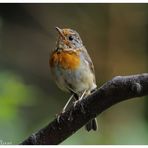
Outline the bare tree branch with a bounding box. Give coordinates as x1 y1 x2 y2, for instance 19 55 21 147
21 73 148 145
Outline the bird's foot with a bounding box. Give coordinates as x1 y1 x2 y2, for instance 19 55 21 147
73 100 85 114
56 110 65 123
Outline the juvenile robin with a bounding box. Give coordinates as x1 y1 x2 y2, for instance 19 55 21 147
49 27 98 131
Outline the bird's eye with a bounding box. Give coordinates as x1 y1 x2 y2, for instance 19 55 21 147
68 35 74 41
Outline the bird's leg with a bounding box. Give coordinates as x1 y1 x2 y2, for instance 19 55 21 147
62 94 74 113
56 94 74 123
68 91 86 121
79 90 87 113
79 90 87 101
73 90 87 108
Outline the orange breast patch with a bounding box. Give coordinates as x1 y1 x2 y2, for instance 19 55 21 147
50 50 80 70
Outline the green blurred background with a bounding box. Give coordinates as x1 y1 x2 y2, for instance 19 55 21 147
0 3 148 145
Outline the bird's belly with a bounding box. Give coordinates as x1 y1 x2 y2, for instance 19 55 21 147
52 64 96 93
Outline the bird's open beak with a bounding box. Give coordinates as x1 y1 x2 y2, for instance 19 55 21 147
56 27 65 39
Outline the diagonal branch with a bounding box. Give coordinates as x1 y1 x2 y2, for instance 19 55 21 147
21 73 148 145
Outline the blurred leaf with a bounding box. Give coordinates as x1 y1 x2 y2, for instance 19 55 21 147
0 71 36 121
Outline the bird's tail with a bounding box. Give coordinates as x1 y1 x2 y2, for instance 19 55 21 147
85 118 98 132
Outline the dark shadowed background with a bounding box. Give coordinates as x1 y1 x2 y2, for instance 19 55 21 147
0 3 148 144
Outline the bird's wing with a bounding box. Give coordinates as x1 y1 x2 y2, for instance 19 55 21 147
81 47 96 83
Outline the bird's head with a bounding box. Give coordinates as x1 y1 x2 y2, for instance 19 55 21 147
55 27 83 50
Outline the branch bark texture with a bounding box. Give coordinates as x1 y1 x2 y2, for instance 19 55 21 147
21 73 148 145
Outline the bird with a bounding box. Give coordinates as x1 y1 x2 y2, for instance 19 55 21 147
49 27 98 131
